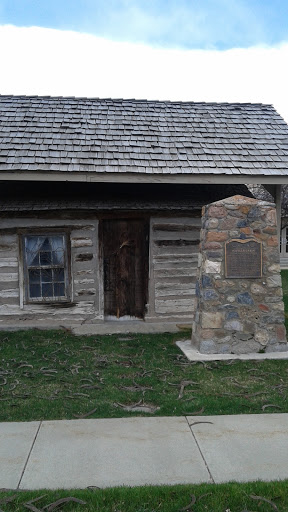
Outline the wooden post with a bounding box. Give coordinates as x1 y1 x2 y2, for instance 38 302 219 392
276 184 282 247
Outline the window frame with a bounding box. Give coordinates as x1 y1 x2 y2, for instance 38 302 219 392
22 232 71 304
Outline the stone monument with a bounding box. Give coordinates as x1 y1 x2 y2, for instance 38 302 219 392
192 195 288 354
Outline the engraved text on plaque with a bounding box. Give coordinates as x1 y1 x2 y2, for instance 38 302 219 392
225 239 262 278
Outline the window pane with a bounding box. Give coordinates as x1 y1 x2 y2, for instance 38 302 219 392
29 284 41 298
40 251 52 265
29 269 40 284
52 249 64 265
41 268 53 283
51 236 64 248
42 283 53 297
53 268 64 281
41 238 52 251
54 282 65 297
30 252 40 266
25 236 43 266
51 236 65 265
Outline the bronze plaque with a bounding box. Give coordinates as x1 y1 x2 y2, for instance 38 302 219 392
225 239 262 278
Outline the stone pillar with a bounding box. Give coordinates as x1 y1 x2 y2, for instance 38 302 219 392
192 195 287 354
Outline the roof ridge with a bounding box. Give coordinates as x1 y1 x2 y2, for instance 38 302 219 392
0 94 274 108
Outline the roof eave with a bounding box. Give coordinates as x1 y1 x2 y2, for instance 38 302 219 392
1 169 288 185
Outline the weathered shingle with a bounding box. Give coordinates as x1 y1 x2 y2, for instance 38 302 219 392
0 95 287 176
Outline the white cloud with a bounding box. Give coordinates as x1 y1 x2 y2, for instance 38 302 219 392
0 25 288 122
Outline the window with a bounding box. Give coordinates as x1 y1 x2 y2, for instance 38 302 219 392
23 234 69 302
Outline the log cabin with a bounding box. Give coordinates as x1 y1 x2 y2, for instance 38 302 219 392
0 95 288 333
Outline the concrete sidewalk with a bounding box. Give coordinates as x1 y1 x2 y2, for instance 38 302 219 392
1 414 288 490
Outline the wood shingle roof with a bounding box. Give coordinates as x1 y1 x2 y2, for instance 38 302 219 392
0 95 288 179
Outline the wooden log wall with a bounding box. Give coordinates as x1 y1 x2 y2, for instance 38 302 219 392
148 216 201 321
0 218 101 328
0 214 201 328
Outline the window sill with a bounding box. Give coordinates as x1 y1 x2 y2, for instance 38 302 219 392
24 300 75 308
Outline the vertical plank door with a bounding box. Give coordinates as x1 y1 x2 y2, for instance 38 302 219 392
102 219 149 319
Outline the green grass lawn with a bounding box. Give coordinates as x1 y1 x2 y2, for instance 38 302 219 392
1 482 288 512
0 328 288 422
0 270 287 423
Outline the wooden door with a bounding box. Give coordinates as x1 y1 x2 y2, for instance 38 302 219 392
102 219 149 319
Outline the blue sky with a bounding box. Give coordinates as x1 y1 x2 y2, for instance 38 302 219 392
1 0 288 50
0 1 288 121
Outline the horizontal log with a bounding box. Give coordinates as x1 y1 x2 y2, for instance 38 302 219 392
75 253 94 262
155 289 195 297
156 278 196 287
154 245 198 255
0 244 17 252
74 278 95 285
153 232 200 242
0 234 18 243
0 302 95 317
155 239 200 247
0 273 18 282
152 223 201 232
156 281 195 289
155 298 196 314
0 289 19 298
154 253 198 260
156 297 195 305
155 268 197 278
151 216 200 224
3 218 96 229
71 238 93 248
154 261 197 270
0 305 20 315
0 258 18 268
75 288 96 296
